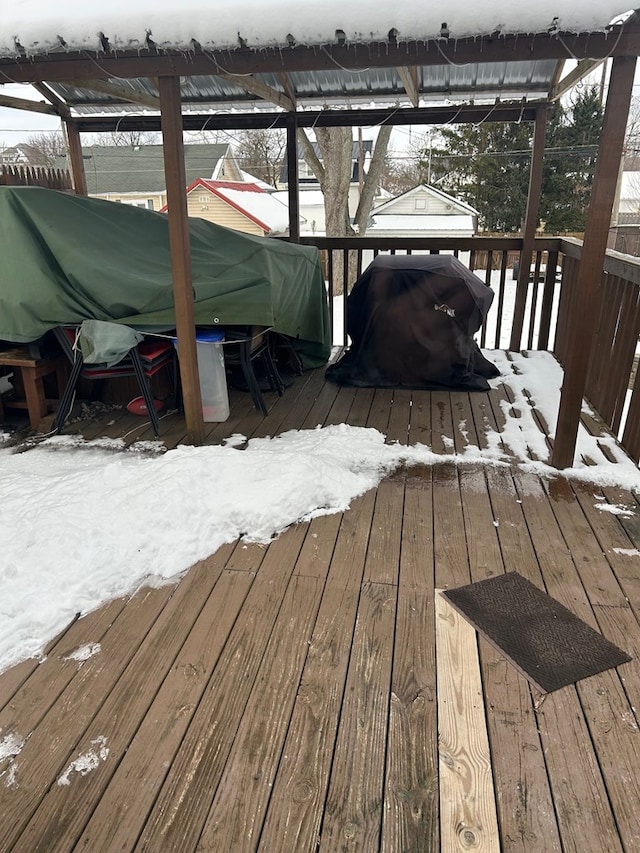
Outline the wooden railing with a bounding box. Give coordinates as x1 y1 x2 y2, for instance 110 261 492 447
300 235 640 463
300 236 562 350
555 238 640 462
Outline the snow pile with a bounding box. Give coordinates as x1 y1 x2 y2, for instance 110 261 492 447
1 349 639 676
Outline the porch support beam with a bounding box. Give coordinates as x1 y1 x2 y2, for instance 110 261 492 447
32 82 72 117
5 23 639 83
552 55 637 469
509 105 547 351
396 66 420 107
63 121 88 196
158 75 205 444
60 78 160 110
216 72 295 112
551 59 605 102
278 73 297 108
0 93 58 114
71 103 540 134
286 112 300 242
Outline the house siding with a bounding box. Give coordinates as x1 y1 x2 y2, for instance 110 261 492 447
96 192 166 210
213 157 243 182
186 190 264 235
385 190 458 216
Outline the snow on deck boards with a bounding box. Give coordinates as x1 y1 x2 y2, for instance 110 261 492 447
1 367 640 851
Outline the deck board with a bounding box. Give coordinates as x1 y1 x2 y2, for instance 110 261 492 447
79 567 252 852
259 493 376 851
435 593 500 853
2 367 640 852
511 471 630 853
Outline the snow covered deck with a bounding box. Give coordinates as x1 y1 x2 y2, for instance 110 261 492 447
1 357 640 851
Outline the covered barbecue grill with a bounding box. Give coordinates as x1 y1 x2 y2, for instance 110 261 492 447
326 254 500 391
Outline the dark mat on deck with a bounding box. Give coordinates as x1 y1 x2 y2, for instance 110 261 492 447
441 572 631 693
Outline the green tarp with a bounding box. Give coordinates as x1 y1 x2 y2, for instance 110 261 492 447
0 186 331 366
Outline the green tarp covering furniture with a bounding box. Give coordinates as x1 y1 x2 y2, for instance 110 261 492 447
0 186 331 367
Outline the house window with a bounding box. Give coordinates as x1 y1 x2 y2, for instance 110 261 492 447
147 199 154 210
298 160 315 179
414 198 427 210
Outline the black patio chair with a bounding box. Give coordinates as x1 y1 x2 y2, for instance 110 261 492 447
223 326 285 415
53 325 175 436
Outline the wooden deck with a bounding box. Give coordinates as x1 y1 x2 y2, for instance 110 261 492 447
1 361 640 852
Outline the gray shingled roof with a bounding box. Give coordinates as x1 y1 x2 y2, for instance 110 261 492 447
53 143 232 195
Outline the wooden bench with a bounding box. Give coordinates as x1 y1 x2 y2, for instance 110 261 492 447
0 347 68 430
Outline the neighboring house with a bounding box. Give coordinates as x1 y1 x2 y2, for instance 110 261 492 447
52 143 243 211
164 178 295 237
367 184 478 237
277 139 388 232
271 186 393 237
238 169 276 191
616 170 640 223
0 142 51 166
272 188 325 235
609 158 640 255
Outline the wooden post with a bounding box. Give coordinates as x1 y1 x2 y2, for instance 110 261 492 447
286 112 300 242
158 75 205 444
509 106 547 351
552 56 637 469
63 121 88 196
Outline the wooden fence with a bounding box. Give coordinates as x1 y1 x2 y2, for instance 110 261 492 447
0 163 72 190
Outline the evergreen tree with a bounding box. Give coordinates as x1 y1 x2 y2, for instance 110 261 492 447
428 121 532 231
540 87 602 232
426 87 603 234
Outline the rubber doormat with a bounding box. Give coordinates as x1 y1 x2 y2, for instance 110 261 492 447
441 572 631 693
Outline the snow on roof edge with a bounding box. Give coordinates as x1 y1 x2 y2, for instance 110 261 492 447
0 3 634 60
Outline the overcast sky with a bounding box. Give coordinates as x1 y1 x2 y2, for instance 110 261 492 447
0 85 61 147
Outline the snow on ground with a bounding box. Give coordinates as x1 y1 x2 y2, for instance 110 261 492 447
0 349 639 676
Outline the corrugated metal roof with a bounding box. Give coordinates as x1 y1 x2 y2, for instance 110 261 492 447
44 58 562 117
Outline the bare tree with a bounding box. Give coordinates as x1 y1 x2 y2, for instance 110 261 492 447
93 130 161 147
24 131 67 165
382 153 427 195
353 125 392 233
233 128 286 187
625 95 640 160
379 130 440 194
185 129 229 146
297 125 392 292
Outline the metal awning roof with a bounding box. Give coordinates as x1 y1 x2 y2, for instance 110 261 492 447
41 57 560 115
1 12 639 130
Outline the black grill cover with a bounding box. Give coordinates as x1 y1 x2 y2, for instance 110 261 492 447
326 254 500 391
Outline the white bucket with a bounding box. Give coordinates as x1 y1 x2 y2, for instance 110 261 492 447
173 330 230 422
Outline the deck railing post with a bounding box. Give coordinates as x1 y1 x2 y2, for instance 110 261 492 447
158 75 205 444
286 113 300 243
552 56 637 469
510 106 547 351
